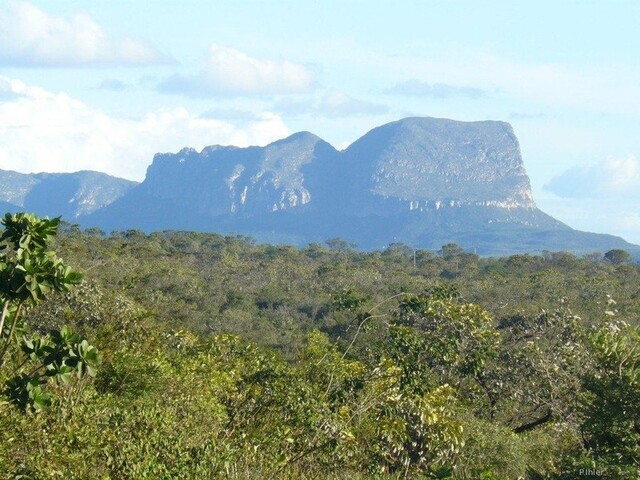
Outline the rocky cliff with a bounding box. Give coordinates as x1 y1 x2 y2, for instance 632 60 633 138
11 116 639 256
343 117 535 208
141 132 336 216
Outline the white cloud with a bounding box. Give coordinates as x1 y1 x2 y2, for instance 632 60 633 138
305 39 640 116
544 155 640 199
384 80 486 99
536 194 640 245
0 1 168 66
601 155 640 190
0 76 290 181
539 154 640 243
159 44 315 96
275 91 388 117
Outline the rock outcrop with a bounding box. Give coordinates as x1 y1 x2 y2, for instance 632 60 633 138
9 116 638 256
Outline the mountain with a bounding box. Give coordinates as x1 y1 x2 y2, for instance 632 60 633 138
0 169 138 219
84 132 340 235
8 116 640 256
342 117 535 209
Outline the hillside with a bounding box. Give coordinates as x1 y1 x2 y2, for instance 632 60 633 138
0 168 137 218
2 117 637 256
82 117 639 256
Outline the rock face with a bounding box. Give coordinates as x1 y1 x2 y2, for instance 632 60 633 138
0 169 137 219
8 116 639 256
142 132 335 216
343 117 535 209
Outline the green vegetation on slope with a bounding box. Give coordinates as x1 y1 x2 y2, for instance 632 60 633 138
0 219 638 478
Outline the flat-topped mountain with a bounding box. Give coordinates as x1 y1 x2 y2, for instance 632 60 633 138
343 117 535 208
7 116 639 256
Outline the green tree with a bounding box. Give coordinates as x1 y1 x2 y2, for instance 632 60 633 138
326 237 357 252
604 248 632 265
0 213 100 412
579 317 640 476
439 243 465 261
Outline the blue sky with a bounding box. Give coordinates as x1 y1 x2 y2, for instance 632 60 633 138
1 1 639 242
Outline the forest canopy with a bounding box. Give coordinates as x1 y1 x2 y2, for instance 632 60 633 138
0 217 638 479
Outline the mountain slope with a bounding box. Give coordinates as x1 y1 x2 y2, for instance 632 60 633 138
51 117 640 255
0 169 137 219
85 132 338 233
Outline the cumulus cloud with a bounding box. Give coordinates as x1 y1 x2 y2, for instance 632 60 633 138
0 77 24 101
0 1 168 66
0 76 290 181
536 194 640 244
544 155 640 199
384 79 486 99
158 44 315 96
275 91 388 118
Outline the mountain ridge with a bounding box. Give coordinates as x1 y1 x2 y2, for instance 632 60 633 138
1 117 637 256
0 168 137 219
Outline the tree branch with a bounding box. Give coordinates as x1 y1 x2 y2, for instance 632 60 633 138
513 408 552 434
0 302 23 367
